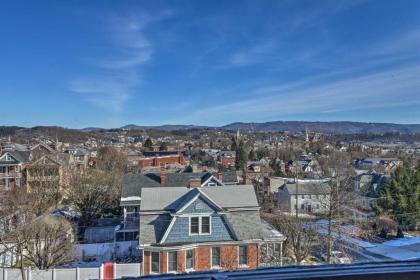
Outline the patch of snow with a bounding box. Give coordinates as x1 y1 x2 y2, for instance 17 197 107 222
382 237 420 247
121 196 141 201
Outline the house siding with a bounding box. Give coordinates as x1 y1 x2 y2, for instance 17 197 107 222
163 215 234 244
181 196 218 214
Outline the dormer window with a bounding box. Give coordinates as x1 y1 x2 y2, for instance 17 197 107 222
189 216 211 235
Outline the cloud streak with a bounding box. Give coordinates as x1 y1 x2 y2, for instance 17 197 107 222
68 11 170 112
180 63 420 124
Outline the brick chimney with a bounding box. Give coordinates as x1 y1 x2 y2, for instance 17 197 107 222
160 166 166 185
188 177 202 188
216 171 223 182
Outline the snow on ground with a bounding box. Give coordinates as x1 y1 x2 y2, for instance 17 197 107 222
310 220 420 261
381 237 420 247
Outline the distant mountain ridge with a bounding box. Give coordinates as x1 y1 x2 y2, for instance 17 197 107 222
114 121 420 134
3 121 420 136
221 121 420 134
120 124 207 131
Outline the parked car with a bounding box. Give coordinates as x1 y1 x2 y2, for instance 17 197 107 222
322 250 352 264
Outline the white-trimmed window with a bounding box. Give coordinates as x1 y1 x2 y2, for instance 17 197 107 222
185 249 194 271
167 251 178 273
189 216 211 235
151 251 160 274
238 245 248 266
211 247 221 268
201 216 210 234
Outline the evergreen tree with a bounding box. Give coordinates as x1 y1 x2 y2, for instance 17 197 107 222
375 165 420 229
143 138 153 150
230 136 237 151
159 142 168 151
235 140 247 171
248 149 256 161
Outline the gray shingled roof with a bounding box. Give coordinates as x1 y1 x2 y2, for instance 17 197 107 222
200 185 258 208
140 214 171 245
121 172 223 200
140 185 258 212
281 182 331 195
224 211 268 240
138 185 284 245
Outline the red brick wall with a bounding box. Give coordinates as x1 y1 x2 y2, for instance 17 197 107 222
189 179 201 188
139 154 186 168
178 250 185 273
247 244 258 269
143 244 259 276
143 251 150 275
195 247 211 271
160 251 167 274
221 245 238 270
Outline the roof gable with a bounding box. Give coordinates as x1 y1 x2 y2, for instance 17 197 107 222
0 152 21 164
175 190 222 214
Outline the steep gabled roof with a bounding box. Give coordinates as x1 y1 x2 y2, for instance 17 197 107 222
140 185 258 212
121 172 224 200
139 185 285 245
280 182 331 195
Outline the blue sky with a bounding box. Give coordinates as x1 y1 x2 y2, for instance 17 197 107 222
1 0 420 128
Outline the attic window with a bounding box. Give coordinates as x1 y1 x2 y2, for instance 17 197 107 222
189 216 211 235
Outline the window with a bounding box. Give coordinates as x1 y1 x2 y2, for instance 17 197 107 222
239 245 248 266
186 249 194 270
151 252 160 273
301 195 304 199
189 216 211 235
190 217 199 234
167 251 178 272
201 216 210 234
116 232 124 241
301 204 305 210
212 247 221 267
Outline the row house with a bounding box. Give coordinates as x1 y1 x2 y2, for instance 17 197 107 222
140 185 285 275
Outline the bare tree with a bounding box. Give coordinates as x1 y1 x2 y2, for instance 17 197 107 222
263 212 318 265
96 146 128 174
65 169 121 238
1 216 74 270
317 151 355 263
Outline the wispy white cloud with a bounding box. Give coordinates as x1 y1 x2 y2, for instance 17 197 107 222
180 63 420 124
68 72 140 112
69 10 171 111
228 42 276 67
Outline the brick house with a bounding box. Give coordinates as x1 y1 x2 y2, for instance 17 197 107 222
139 185 285 275
138 153 187 169
0 150 29 191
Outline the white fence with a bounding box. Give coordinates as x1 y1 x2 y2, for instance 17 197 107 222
0 263 141 280
76 241 140 262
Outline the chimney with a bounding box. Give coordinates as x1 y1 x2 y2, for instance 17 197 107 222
217 171 223 182
160 166 166 185
188 176 201 188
